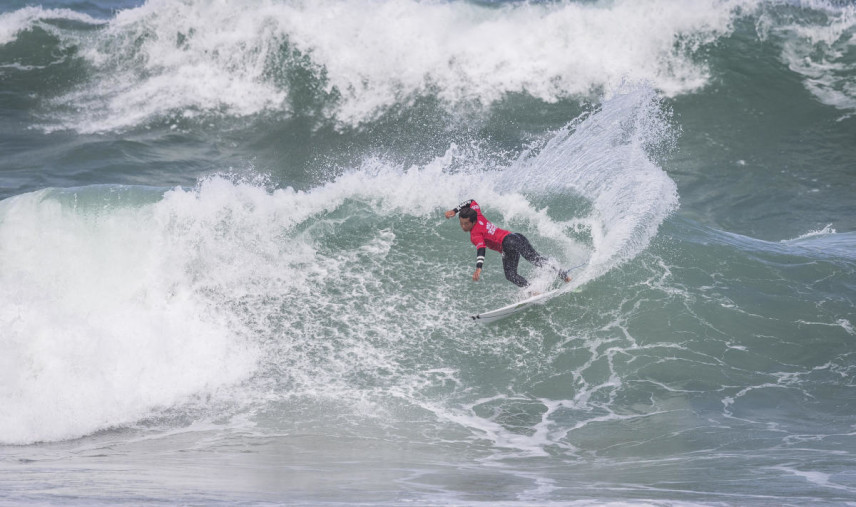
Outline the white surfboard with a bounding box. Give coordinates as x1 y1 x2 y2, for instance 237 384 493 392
470 262 588 324
470 289 562 324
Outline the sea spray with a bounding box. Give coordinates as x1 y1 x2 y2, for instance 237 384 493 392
499 85 679 283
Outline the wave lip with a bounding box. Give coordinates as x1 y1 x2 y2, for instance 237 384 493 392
0 6 104 45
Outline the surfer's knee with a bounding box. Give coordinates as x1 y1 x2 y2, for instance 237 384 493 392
505 271 529 287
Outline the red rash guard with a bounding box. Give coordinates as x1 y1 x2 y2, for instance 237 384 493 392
454 199 510 268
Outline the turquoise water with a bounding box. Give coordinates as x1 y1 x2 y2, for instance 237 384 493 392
1 0 855 504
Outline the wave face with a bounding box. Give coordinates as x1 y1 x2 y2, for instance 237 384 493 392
1 0 856 504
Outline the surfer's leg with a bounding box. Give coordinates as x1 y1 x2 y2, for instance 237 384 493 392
514 234 550 267
501 240 528 287
514 233 570 282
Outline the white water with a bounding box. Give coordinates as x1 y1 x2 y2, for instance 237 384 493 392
0 188 257 444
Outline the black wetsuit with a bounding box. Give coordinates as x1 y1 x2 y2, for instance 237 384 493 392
501 233 553 287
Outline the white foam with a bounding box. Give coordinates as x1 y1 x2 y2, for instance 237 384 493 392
40 0 749 132
0 165 473 444
784 223 837 242
270 0 742 122
0 187 260 444
795 318 856 337
50 0 288 133
770 465 856 493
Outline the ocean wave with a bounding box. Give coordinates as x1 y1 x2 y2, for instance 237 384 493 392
678 216 856 262
0 6 104 45
0 88 677 442
7 0 856 132
758 0 856 112
26 0 750 132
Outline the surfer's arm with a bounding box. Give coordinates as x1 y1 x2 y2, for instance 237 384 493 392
475 247 485 269
473 246 485 281
473 246 485 282
444 199 476 219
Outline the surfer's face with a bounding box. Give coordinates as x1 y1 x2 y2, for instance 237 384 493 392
459 217 475 232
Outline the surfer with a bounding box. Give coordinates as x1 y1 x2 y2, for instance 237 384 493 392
445 199 570 288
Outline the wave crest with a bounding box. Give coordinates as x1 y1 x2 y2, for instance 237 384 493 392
37 0 746 132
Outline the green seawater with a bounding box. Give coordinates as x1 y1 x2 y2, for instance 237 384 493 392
1 0 855 504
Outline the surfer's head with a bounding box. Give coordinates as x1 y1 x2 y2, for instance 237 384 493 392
459 208 477 232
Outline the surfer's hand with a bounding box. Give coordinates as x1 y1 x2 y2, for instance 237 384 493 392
444 210 456 219
472 268 481 281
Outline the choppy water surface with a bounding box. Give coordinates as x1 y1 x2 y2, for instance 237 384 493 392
1 0 855 504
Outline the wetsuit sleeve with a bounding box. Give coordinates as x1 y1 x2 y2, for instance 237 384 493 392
452 199 475 214
471 231 486 269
